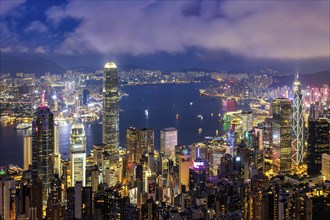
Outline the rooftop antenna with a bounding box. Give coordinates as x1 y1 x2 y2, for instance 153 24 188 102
40 90 46 107
295 69 299 81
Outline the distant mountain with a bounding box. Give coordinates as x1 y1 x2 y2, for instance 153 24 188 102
0 58 66 77
273 71 330 88
171 67 216 73
118 64 144 71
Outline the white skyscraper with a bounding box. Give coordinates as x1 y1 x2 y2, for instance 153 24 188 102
54 124 62 176
292 72 304 165
160 128 178 161
23 135 32 170
241 110 253 134
70 123 86 186
102 62 119 152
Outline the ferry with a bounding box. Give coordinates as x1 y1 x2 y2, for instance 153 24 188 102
0 116 10 122
16 123 32 130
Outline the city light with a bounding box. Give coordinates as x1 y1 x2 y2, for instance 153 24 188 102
0 1 329 219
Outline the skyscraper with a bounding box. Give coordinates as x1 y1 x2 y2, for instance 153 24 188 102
54 124 62 176
102 62 119 152
126 127 154 164
23 135 32 170
82 89 90 106
70 123 87 186
126 127 139 165
322 153 330 180
272 98 292 174
292 72 304 165
31 104 55 215
241 110 253 134
306 118 330 176
160 128 178 161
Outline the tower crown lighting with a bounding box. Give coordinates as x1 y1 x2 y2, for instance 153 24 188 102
104 62 117 69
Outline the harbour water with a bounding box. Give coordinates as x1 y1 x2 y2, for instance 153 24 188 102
0 82 248 167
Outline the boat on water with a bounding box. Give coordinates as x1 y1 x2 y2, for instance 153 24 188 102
219 114 231 123
145 110 149 116
16 123 32 130
197 115 203 120
218 119 231 123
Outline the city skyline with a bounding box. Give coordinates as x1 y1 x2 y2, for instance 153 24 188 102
0 61 329 219
1 1 330 219
0 1 329 73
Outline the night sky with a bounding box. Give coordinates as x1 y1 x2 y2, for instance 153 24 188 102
1 0 329 73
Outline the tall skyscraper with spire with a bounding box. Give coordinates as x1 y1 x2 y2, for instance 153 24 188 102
31 91 55 216
292 72 304 165
102 62 119 152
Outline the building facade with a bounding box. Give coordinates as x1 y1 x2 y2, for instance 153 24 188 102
102 62 119 152
292 73 304 165
160 128 178 161
306 119 330 176
70 123 87 186
272 98 292 175
23 135 32 170
31 105 55 215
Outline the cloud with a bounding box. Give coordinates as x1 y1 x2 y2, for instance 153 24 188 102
25 21 48 33
35 46 48 53
17 45 28 53
0 46 12 53
45 1 329 60
0 0 25 16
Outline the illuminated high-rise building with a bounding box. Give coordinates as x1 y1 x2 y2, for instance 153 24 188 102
178 154 193 192
23 135 32 170
306 118 330 176
54 124 62 176
241 110 253 134
189 158 207 198
126 127 154 163
82 89 90 106
292 72 304 165
126 127 139 165
139 128 154 155
322 153 330 180
272 98 292 174
70 123 86 186
160 128 178 161
31 103 55 215
46 174 63 219
102 62 119 152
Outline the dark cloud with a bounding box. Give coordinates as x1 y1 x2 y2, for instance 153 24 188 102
0 0 329 73
43 1 329 59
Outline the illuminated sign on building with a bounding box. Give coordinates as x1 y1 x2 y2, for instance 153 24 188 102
193 161 204 169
